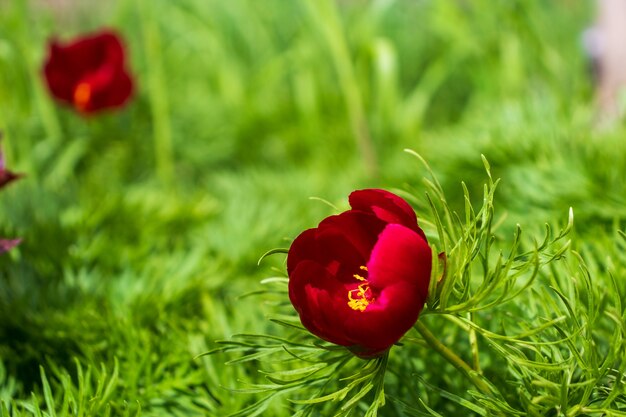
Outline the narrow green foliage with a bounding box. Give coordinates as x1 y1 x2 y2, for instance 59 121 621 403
208 151 626 415
208 315 388 416
2 0 623 416
399 153 626 416
1 360 129 417
257 248 289 266
405 151 572 316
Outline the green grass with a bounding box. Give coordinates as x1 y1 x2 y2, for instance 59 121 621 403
3 0 626 415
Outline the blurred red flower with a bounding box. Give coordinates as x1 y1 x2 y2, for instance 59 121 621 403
0 166 22 189
0 135 22 254
287 189 432 358
42 29 134 114
0 239 21 254
0 135 22 189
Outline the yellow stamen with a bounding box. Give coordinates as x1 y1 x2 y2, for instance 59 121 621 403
352 265 369 281
348 265 373 312
73 82 92 110
347 283 373 312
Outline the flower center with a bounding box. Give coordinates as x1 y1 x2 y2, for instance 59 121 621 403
73 82 92 111
347 266 374 312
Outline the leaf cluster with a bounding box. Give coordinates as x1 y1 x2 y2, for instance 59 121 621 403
214 152 626 417
207 276 388 417
399 153 626 416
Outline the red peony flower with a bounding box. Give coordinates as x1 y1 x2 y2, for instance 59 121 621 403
287 189 432 358
42 29 134 114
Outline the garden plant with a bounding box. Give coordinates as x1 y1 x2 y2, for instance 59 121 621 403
1 1 626 416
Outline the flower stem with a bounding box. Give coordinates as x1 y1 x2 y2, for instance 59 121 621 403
14 0 62 157
413 320 492 396
139 0 174 185
468 312 481 373
303 0 379 178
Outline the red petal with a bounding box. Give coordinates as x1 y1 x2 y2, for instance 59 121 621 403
342 282 425 355
317 211 384 267
339 223 432 355
287 227 361 278
287 211 384 282
43 43 76 102
79 65 134 113
349 189 426 238
54 30 125 72
287 228 317 276
288 260 352 346
367 223 431 299
103 69 134 107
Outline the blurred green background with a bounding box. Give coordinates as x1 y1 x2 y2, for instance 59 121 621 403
2 0 625 415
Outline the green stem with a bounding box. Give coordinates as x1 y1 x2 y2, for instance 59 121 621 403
468 312 481 373
414 320 492 396
15 1 62 150
139 0 174 185
304 0 378 178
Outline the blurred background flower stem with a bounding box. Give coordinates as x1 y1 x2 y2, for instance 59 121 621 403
138 0 173 185
304 0 379 178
